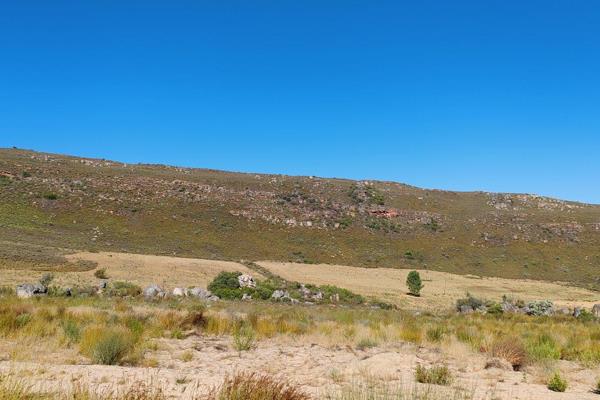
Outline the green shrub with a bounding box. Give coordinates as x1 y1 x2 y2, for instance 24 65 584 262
208 272 243 299
61 320 81 344
106 281 142 297
426 326 446 343
406 270 423 297
43 193 58 200
547 372 567 392
356 338 378 350
486 302 504 315
319 285 364 305
80 326 135 365
414 365 452 385
527 334 561 362
577 309 596 322
14 313 31 328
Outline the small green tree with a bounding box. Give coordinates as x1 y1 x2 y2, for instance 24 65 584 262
406 270 423 296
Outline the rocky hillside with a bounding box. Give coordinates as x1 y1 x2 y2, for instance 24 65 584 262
1 148 599 288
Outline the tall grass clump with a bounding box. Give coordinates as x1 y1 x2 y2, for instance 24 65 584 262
61 319 81 345
414 365 452 386
79 326 135 365
206 372 311 400
232 323 256 352
547 372 567 392
482 337 527 371
525 333 561 363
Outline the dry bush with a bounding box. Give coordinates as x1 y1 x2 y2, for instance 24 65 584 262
482 337 527 370
206 372 311 400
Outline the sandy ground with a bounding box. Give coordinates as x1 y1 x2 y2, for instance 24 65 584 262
258 261 600 310
0 335 598 399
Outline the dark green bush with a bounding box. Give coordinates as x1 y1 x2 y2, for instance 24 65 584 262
319 285 364 305
208 271 242 292
406 270 423 296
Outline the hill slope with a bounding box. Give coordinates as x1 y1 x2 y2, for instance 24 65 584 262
1 148 599 288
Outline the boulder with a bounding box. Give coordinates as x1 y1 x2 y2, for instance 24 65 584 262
592 304 600 318
188 287 219 301
238 274 256 288
501 302 520 313
557 307 572 315
172 287 187 297
242 293 252 301
16 283 47 298
459 305 474 314
573 307 582 318
271 290 289 300
299 284 311 298
312 291 324 301
143 284 165 299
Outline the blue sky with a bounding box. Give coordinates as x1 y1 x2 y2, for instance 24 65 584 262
1 1 599 203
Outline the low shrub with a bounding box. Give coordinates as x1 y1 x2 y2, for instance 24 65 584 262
61 319 81 345
93 268 108 279
414 365 452 385
206 372 311 400
105 281 142 297
79 326 135 365
547 372 567 392
426 325 446 343
319 285 364 305
356 338 378 350
232 324 255 352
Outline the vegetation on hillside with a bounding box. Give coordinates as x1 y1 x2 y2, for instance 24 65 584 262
1 148 600 288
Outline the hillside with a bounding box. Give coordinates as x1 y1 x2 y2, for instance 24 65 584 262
1 148 599 289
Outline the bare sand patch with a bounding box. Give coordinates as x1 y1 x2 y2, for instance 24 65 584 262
257 261 600 310
1 336 598 400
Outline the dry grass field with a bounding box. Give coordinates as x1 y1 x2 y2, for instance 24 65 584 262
0 251 260 289
258 261 600 310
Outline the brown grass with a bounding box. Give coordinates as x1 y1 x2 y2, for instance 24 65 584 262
206 372 311 400
482 337 527 370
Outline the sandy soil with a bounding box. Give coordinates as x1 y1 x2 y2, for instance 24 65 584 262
258 261 600 310
1 335 598 399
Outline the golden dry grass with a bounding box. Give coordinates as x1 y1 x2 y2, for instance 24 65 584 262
0 252 261 289
258 261 600 310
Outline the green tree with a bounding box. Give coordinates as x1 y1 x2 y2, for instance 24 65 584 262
406 270 423 296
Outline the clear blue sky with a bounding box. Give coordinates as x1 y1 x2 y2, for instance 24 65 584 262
1 1 599 204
